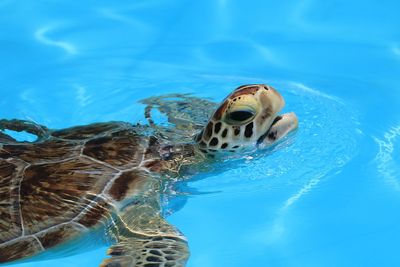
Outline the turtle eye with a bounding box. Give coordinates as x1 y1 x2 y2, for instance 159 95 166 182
226 110 255 124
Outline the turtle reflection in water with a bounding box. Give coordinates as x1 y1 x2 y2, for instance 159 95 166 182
0 84 298 267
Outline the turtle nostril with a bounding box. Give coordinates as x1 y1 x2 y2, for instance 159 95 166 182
263 85 269 90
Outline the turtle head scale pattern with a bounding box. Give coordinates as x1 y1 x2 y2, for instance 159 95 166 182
195 84 299 156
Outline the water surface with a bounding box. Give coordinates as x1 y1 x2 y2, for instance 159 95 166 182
1 0 400 266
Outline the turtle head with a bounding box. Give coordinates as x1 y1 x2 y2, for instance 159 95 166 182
195 84 298 156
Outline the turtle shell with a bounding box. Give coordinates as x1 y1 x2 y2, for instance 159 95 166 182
0 122 162 262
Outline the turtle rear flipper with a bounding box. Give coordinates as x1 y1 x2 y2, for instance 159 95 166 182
101 202 188 267
0 131 16 142
0 119 50 142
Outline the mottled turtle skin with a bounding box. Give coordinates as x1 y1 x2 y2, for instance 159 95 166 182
0 84 298 267
0 121 194 265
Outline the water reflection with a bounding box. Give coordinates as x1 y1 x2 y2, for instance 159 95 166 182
393 45 400 57
74 85 92 108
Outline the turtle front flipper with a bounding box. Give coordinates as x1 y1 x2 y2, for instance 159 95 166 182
101 202 189 267
140 94 217 142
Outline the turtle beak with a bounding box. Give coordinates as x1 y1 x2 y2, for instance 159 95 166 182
257 112 298 146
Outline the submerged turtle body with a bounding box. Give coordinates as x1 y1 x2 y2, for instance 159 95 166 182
0 84 299 267
0 121 192 265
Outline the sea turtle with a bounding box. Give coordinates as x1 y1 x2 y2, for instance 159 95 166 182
0 84 298 267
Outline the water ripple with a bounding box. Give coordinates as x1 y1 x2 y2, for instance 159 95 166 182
98 8 151 30
34 26 77 55
375 125 400 191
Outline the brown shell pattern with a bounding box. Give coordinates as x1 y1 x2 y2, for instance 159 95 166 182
0 122 162 262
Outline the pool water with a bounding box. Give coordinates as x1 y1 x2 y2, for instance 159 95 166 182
1 1 400 266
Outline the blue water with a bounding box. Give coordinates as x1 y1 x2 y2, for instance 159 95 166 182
1 0 400 266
